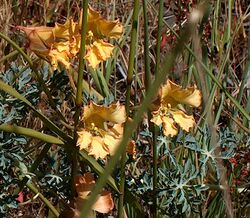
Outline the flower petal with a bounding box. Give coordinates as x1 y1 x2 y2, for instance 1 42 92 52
171 110 195 132
17 26 54 52
161 80 202 108
103 134 121 155
85 6 123 39
85 40 114 69
83 101 126 129
151 111 163 126
75 173 95 199
88 136 109 159
77 130 92 151
54 18 78 41
93 191 114 213
48 49 71 70
74 173 114 214
109 124 124 137
161 116 178 137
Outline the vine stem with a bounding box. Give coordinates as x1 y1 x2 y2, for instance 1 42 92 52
152 0 164 216
75 0 88 126
26 182 60 217
118 0 140 217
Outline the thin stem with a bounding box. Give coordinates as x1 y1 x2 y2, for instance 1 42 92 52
0 50 19 63
26 182 60 217
155 0 164 77
72 0 89 203
96 68 110 97
124 0 140 111
0 124 64 145
118 1 140 217
0 80 72 142
152 0 164 216
142 0 151 91
232 21 250 126
79 5 206 216
75 0 89 125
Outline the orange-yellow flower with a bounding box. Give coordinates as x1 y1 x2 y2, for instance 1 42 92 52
17 19 79 70
151 80 201 137
83 6 123 68
17 6 123 70
74 173 114 215
16 25 54 58
77 102 126 159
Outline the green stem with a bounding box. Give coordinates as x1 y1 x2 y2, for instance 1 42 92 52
0 124 64 145
73 1 88 200
142 0 151 91
16 143 51 193
152 0 164 216
96 68 110 97
124 0 140 111
79 5 206 216
0 50 19 63
155 0 164 77
75 0 88 126
0 80 72 142
118 1 140 217
232 21 250 126
26 182 60 217
89 68 102 94
204 0 232 127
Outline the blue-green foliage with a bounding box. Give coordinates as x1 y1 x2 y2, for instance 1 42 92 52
0 63 40 214
48 69 72 105
0 64 72 214
184 128 236 178
126 127 236 216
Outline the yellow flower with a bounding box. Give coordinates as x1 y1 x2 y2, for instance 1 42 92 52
77 102 126 159
18 6 123 70
151 80 201 137
16 25 54 57
85 6 123 39
160 80 201 108
17 20 78 70
74 173 114 215
82 6 123 68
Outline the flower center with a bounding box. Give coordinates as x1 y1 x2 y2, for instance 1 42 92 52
159 106 172 117
87 122 101 136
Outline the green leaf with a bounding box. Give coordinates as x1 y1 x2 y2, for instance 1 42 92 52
0 124 64 145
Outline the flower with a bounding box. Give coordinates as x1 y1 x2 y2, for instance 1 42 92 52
77 101 126 159
60 173 114 217
16 25 54 57
17 19 79 70
151 80 201 137
84 6 123 39
17 6 123 70
83 6 123 68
